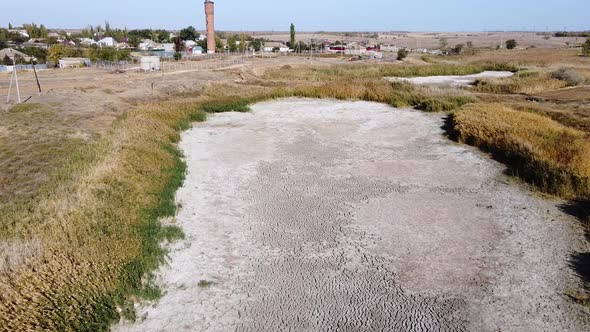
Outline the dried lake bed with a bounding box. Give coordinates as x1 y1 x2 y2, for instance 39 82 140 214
117 98 589 332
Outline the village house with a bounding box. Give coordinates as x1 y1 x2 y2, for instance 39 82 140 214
0 48 34 63
97 37 116 47
79 38 97 46
191 46 204 55
263 42 290 53
138 39 157 51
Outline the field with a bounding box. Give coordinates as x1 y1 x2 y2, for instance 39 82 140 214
1 42 590 330
251 31 584 49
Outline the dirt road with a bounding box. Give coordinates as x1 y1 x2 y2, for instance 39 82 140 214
118 98 589 331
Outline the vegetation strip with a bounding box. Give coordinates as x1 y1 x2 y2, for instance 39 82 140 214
449 103 590 199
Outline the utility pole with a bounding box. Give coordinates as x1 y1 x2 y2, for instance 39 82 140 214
32 59 42 96
6 54 21 104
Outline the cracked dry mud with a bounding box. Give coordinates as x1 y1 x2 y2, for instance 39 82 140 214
117 98 590 332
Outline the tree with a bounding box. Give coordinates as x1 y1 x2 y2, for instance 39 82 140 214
13 54 26 65
198 37 208 51
451 43 464 54
179 26 199 41
582 38 590 57
47 44 67 64
8 23 12 30
158 30 170 43
397 48 409 61
25 23 40 38
239 33 246 52
174 37 183 52
290 23 296 49
250 38 264 52
104 21 112 37
228 35 238 52
40 24 47 39
466 41 474 48
0 29 7 49
296 41 307 52
3 55 12 65
215 36 224 53
439 37 448 49
506 39 517 49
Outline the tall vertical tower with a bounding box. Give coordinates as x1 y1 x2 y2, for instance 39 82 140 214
204 1 215 54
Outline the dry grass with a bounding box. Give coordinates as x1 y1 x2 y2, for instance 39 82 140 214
473 73 568 94
0 96 211 330
504 101 590 133
450 103 590 198
461 48 590 67
0 103 89 204
264 63 517 82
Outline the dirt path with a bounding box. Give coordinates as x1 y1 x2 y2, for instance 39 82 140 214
117 98 589 331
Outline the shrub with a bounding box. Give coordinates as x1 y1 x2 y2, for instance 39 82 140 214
451 44 464 54
550 68 585 86
173 52 181 61
506 39 517 50
397 49 409 61
582 38 590 57
473 74 567 94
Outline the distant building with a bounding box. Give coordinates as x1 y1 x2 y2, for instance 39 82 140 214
263 42 289 53
59 58 91 68
116 42 132 50
97 37 116 47
140 56 160 71
79 38 97 46
161 43 175 52
191 46 204 55
185 40 197 48
0 48 33 62
380 45 399 53
9 30 29 38
138 39 156 51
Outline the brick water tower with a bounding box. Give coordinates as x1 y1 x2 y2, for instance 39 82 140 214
204 0 215 53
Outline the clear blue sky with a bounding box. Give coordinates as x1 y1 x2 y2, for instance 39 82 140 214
2 0 588 31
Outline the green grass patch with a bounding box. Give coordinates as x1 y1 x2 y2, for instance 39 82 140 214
198 280 213 288
9 103 42 113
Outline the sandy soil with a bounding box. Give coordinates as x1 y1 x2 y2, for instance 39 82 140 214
116 98 589 331
386 71 514 87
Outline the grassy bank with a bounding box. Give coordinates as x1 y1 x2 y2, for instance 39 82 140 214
449 103 590 198
474 72 568 94
0 85 295 330
0 96 211 330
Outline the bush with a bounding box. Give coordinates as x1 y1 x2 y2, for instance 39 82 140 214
451 44 464 54
550 68 584 86
506 39 517 50
173 52 181 61
582 38 590 57
397 49 409 61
